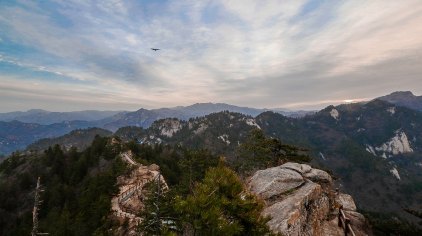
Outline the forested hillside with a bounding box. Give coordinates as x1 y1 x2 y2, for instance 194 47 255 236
0 136 127 235
0 129 309 235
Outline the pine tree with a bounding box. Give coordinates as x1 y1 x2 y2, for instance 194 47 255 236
236 129 310 174
138 177 180 235
176 163 274 236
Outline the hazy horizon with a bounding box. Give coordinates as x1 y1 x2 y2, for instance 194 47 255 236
0 90 417 113
1 1 421 112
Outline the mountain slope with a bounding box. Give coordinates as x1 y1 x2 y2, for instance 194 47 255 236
26 128 112 152
102 103 313 131
0 136 127 236
256 100 422 224
113 106 422 226
378 91 422 112
0 120 95 155
0 109 124 125
116 112 260 156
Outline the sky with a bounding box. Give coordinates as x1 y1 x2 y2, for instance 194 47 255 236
0 0 421 112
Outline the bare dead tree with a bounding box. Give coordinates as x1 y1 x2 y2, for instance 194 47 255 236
31 177 49 236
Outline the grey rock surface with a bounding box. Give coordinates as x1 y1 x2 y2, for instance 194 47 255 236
280 162 312 174
304 168 333 184
249 166 304 199
338 193 357 211
249 162 371 236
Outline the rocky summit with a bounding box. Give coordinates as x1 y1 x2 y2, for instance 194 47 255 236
249 162 372 236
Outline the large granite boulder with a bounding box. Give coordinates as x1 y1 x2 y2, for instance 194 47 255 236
262 180 330 235
304 168 332 184
249 166 304 199
249 162 372 236
281 162 312 174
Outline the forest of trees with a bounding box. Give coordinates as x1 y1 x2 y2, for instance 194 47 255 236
1 129 420 235
0 136 128 235
0 129 307 235
128 129 308 235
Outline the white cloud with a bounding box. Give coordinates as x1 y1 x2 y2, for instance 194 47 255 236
0 0 421 111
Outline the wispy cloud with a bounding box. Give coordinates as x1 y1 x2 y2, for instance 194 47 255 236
0 0 421 111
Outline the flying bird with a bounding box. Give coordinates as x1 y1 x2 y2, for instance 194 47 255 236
151 48 160 51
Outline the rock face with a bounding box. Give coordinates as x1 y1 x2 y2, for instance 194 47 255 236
249 167 304 199
375 130 413 156
248 162 372 236
111 152 168 236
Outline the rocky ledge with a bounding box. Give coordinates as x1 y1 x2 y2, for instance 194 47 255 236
248 162 372 236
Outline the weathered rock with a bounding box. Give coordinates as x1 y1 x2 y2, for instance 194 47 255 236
304 168 332 184
321 218 344 236
112 152 169 235
249 163 372 236
322 210 370 236
262 180 330 235
337 193 357 211
344 211 370 236
281 162 312 174
249 167 304 199
148 163 160 171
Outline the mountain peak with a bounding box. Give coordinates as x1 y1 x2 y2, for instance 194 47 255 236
377 91 422 112
386 91 415 97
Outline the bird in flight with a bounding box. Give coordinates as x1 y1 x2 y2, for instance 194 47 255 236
151 48 160 51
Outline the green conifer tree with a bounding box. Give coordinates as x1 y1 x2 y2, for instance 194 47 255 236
176 163 275 236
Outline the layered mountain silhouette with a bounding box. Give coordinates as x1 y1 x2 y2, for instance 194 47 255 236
0 109 124 125
0 103 312 155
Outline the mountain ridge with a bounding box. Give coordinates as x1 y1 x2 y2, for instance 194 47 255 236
0 109 125 125
378 91 422 111
104 100 422 226
1 91 420 156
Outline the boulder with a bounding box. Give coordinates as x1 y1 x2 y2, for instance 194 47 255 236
281 162 312 174
304 168 332 184
248 163 372 236
249 167 304 199
337 193 357 211
261 180 331 235
344 211 369 235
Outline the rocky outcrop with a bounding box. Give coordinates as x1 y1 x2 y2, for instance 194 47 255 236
248 162 372 236
249 167 304 199
111 152 168 236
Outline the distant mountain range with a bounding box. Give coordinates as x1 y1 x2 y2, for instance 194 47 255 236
0 109 125 125
0 104 311 129
0 120 94 155
0 103 313 155
101 103 312 131
0 91 420 156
